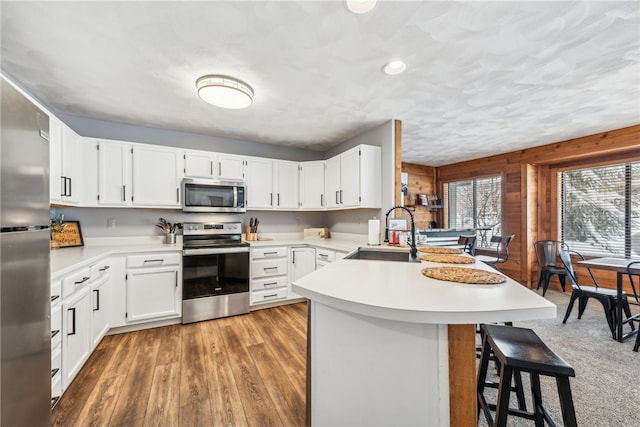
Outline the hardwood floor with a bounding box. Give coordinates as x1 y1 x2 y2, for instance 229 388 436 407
52 303 307 427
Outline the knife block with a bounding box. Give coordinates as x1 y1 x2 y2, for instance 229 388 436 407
245 227 257 241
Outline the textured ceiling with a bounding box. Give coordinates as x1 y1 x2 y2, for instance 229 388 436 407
1 1 639 166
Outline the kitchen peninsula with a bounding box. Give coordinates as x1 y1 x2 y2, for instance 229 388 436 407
292 251 556 426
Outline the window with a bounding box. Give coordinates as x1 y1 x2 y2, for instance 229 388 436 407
445 176 501 248
561 162 640 257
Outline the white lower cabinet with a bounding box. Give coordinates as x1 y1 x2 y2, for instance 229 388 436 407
315 248 347 269
90 267 112 349
289 247 316 298
126 252 182 323
250 246 288 306
62 286 91 389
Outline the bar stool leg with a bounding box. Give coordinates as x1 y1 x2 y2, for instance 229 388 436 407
556 376 578 427
494 365 513 427
513 370 527 411
476 334 493 423
530 373 544 427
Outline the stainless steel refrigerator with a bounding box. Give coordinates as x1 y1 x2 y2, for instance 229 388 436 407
0 77 52 425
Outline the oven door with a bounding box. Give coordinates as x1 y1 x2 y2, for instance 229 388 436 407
182 178 246 213
182 251 249 300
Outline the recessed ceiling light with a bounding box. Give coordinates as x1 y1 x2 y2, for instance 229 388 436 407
345 0 377 14
383 60 407 75
196 75 254 109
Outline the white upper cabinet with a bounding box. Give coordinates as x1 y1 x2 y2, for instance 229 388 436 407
131 144 183 208
184 149 216 179
324 155 342 209
97 140 132 206
49 117 81 205
324 145 381 209
245 157 273 209
299 161 325 210
273 160 299 209
217 154 246 180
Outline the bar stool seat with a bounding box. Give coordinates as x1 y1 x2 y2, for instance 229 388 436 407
477 324 578 427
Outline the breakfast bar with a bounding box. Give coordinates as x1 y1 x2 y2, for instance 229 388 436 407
292 250 556 426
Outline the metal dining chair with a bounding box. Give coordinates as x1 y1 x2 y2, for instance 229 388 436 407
476 234 515 270
625 261 640 351
534 240 569 296
559 250 632 339
457 234 477 256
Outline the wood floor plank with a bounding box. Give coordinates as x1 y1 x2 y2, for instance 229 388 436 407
53 304 308 427
52 334 125 426
219 321 283 426
74 374 126 427
143 363 181 427
200 319 249 427
109 328 161 425
248 342 306 426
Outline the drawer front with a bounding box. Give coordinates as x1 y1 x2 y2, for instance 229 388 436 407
316 248 335 262
62 267 92 298
51 371 62 402
252 276 287 291
51 304 62 348
251 247 287 260
250 287 288 304
127 253 181 268
251 258 288 278
51 346 61 378
51 279 62 303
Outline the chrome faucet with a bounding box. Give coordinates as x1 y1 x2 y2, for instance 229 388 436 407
384 206 419 262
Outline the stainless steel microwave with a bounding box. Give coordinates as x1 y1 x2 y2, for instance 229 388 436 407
182 178 246 213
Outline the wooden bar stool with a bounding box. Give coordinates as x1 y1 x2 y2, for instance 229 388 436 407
477 324 578 427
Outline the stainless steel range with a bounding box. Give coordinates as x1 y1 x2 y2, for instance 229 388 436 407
182 222 250 324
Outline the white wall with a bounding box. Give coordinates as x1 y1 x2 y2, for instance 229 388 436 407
59 113 323 162
52 206 328 238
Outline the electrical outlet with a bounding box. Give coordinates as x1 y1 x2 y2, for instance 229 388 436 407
107 218 116 229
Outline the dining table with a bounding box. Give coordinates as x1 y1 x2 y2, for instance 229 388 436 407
578 256 640 342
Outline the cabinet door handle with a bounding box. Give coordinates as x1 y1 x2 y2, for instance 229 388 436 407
99 265 110 272
277 193 280 206
263 293 278 299
264 251 278 256
264 282 278 287
340 190 343 204
75 276 90 285
270 193 273 206
218 162 222 177
122 185 126 202
292 252 296 264
320 194 323 207
175 271 178 287
67 177 72 197
264 266 278 272
67 307 76 336
143 259 164 264
60 176 66 197
335 190 339 204
210 160 213 176
51 330 60 339
93 289 100 311
176 188 179 203
319 254 329 259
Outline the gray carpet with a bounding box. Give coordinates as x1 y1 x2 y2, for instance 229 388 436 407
478 289 640 426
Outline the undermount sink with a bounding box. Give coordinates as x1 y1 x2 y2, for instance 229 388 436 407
344 248 420 263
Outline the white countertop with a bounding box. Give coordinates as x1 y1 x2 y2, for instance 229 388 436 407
292 254 556 325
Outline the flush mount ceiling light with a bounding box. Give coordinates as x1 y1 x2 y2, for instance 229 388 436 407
383 60 407 75
345 0 377 14
196 75 254 109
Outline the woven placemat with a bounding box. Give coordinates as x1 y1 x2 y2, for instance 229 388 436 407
417 246 462 255
421 267 506 284
419 253 475 264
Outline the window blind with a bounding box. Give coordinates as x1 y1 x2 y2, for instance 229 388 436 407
561 161 639 257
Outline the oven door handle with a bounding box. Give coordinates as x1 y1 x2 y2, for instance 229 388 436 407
183 247 250 256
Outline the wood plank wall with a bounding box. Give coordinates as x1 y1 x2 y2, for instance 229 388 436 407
400 162 438 229
428 124 640 290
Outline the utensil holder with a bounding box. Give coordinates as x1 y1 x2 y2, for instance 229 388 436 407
164 233 176 245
